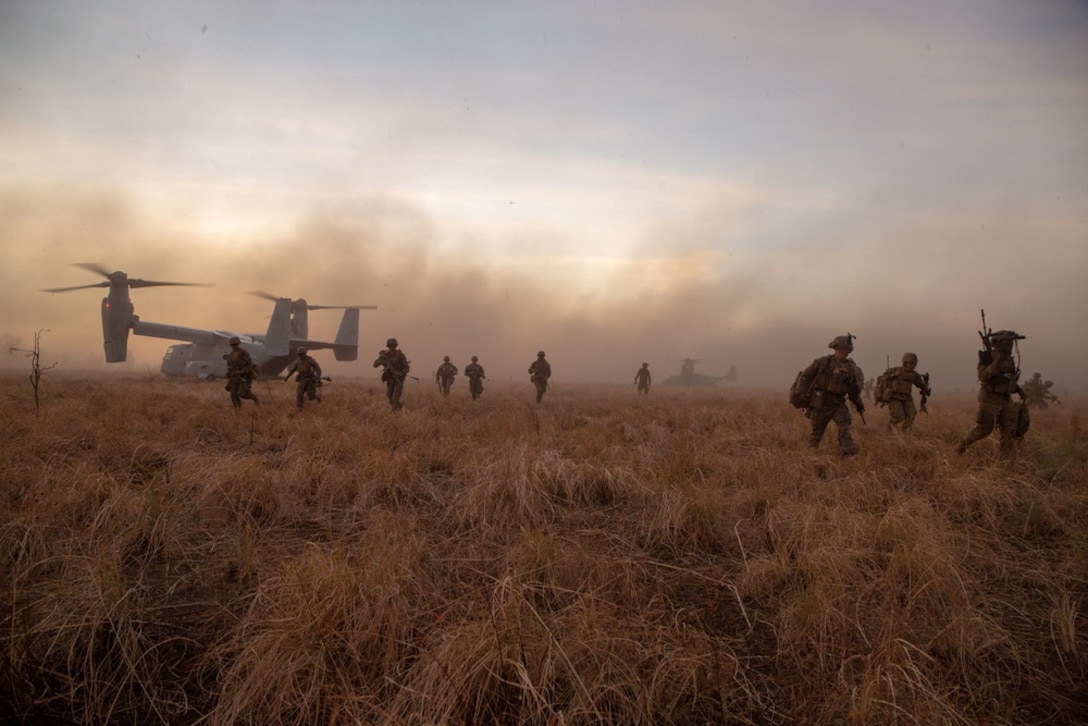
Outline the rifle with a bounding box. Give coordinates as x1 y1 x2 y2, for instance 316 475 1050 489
920 372 931 414
845 373 866 425
978 308 993 365
841 332 865 424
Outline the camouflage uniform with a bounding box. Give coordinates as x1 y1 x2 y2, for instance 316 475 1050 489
958 332 1024 456
1022 373 1044 409
1041 380 1061 408
465 357 485 401
225 338 259 409
435 357 458 397
880 353 930 431
528 351 551 404
1023 372 1060 410
634 363 651 395
285 348 322 410
374 338 410 410
798 336 865 456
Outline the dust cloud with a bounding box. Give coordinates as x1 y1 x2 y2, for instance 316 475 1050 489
2 186 1084 394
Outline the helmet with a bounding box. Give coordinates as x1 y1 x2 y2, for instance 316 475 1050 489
229 336 241 346
471 356 478 362
988 331 1020 353
443 355 450 362
828 335 854 352
537 350 546 357
642 362 649 367
386 338 398 347
988 330 1024 347
297 347 307 355
901 352 917 364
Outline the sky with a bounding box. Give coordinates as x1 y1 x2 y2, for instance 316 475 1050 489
1 0 1086 391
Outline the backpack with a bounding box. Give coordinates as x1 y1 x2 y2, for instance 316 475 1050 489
789 370 811 409
1014 401 1031 439
873 368 896 405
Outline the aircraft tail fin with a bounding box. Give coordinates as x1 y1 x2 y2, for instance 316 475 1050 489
332 308 359 361
264 298 293 356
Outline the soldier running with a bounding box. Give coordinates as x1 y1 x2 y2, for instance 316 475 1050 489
958 329 1026 456
796 335 865 457
284 346 323 410
374 337 410 410
875 353 931 432
1023 372 1062 410
224 336 260 409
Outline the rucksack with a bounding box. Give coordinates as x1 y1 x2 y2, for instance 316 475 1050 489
873 368 896 405
1014 401 1031 439
789 370 811 409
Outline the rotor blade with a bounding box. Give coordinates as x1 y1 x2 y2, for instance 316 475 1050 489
128 279 213 289
307 304 378 310
248 290 376 310
73 262 114 279
42 282 110 293
247 290 284 302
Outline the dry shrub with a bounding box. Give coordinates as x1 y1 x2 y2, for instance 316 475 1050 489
453 443 645 531
205 534 429 725
2 376 1086 724
391 573 741 725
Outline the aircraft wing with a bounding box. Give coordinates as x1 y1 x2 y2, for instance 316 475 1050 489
132 320 224 346
288 338 355 354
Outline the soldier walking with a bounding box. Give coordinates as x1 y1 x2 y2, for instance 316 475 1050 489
284 346 322 410
374 337 411 410
224 336 260 409
634 362 651 395
874 353 931 431
528 350 551 404
795 334 865 457
958 329 1026 456
435 356 458 397
1023 372 1062 410
465 355 486 400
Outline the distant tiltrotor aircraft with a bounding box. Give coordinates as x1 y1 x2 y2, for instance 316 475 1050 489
43 263 375 379
662 357 737 387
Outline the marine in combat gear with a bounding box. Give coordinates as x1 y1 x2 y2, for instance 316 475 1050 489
958 330 1027 456
634 362 651 395
464 355 486 401
794 335 865 457
528 350 551 404
874 352 931 432
284 346 323 410
373 337 411 411
1022 372 1061 410
224 336 260 409
435 356 458 397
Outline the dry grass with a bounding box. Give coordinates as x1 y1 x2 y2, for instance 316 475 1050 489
1 374 1085 724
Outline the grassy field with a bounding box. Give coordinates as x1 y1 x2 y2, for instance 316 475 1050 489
1 374 1085 724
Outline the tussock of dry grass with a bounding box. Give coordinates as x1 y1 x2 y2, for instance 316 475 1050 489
1 375 1086 724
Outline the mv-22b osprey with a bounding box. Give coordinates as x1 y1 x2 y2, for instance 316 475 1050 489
44 263 376 379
